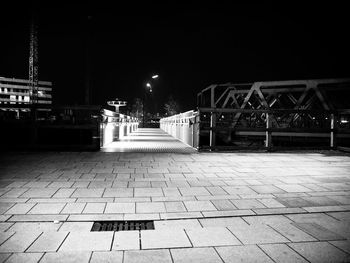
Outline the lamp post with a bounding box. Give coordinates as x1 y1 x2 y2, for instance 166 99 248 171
142 74 158 128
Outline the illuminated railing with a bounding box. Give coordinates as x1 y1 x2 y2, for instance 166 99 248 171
100 109 139 146
160 110 199 148
198 108 350 150
160 108 350 151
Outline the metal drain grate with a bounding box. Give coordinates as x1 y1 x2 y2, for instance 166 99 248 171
91 220 155 232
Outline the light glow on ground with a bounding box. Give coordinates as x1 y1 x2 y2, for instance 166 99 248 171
101 128 196 153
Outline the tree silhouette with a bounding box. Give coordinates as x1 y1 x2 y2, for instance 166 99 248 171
130 98 143 119
164 95 180 116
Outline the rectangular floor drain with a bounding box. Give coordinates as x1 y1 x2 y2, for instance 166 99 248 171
91 220 155 232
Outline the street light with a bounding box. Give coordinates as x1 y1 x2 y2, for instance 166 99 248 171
146 83 152 93
142 75 158 127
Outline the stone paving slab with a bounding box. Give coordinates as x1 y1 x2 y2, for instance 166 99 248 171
0 223 12 232
268 222 317 242
0 232 14 247
0 253 11 263
202 209 255 218
199 217 248 228
292 222 346 241
29 203 66 214
154 219 202 230
90 251 123 263
113 231 140 251
40 251 91 263
171 247 223 263
67 214 124 221
141 229 191 249
124 249 172 263
8 214 68 222
61 203 86 214
83 203 106 214
216 245 273 263
227 224 290 244
5 253 43 263
4 203 35 214
0 231 41 253
136 202 165 213
289 241 350 263
329 240 350 254
7 222 61 232
58 222 93 232
59 232 113 251
259 243 308 263
0 149 350 261
186 227 241 247
27 232 68 252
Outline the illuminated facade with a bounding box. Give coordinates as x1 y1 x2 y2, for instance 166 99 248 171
0 77 52 118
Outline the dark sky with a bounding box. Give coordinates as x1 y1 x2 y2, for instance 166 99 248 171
0 2 349 112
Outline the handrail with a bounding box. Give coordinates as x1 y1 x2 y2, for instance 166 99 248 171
100 109 139 147
160 110 199 148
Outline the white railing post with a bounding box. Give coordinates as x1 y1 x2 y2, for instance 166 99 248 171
160 110 199 148
265 113 272 148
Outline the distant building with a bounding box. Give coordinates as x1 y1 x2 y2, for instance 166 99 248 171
0 77 52 119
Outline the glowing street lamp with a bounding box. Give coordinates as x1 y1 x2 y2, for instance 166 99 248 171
146 83 152 92
142 75 158 127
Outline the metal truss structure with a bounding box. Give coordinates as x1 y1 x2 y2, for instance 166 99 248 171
197 78 350 149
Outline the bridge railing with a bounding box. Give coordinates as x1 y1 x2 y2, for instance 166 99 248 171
100 109 139 147
198 108 350 150
160 108 350 151
195 78 350 150
160 110 199 148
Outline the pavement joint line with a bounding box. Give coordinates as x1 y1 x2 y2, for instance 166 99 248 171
183 229 194 248
285 242 319 262
87 251 93 263
168 249 176 263
24 231 44 253
4 209 350 224
0 232 15 247
265 224 295 243
213 246 227 263
37 253 45 262
256 244 277 263
59 203 68 214
226 226 244 245
138 230 142 250
327 240 350 255
291 223 347 242
110 231 115 251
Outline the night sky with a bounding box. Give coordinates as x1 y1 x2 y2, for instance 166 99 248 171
0 2 349 112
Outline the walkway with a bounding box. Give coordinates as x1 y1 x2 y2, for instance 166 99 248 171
101 128 196 153
0 149 350 262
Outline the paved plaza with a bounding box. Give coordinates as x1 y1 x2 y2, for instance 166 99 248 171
0 129 350 262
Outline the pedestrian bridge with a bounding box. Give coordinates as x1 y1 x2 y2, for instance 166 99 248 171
101 78 350 152
1 78 349 152
101 128 196 153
